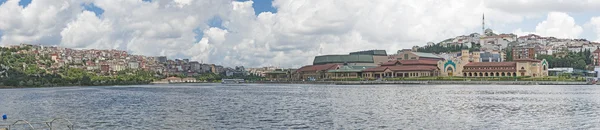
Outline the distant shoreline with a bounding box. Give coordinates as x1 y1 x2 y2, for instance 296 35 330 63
1 80 592 89
252 80 592 85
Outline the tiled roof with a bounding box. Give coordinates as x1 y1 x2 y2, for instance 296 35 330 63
594 48 600 53
381 60 439 66
296 64 339 72
363 65 438 72
381 60 401 66
388 66 438 71
464 62 516 67
399 60 439 65
513 58 541 62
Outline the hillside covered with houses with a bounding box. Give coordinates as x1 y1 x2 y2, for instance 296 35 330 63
0 44 255 87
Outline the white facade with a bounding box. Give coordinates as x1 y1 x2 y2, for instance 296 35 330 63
568 46 583 52
111 64 126 71
128 62 139 69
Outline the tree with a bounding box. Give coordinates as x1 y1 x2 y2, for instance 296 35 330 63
505 49 513 61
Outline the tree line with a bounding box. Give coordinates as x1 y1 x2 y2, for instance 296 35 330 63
536 49 593 70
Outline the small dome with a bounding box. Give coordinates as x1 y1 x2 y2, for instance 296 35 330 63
484 28 493 34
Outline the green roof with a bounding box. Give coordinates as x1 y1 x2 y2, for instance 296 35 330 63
313 55 374 65
327 66 376 73
349 50 387 56
411 52 442 59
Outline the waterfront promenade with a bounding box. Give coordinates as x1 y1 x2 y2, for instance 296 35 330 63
253 80 590 85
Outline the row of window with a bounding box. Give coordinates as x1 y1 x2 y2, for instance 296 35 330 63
465 67 515 70
463 72 519 77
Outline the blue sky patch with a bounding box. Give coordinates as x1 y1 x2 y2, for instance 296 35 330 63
142 0 152 2
18 0 31 8
0 0 6 6
193 27 204 43
237 0 277 16
207 16 226 29
82 3 104 17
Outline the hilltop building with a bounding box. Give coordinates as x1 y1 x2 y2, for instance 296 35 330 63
388 49 444 61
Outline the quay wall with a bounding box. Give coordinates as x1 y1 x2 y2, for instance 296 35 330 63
252 81 590 85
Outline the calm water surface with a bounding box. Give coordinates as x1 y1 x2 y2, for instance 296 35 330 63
1 84 600 129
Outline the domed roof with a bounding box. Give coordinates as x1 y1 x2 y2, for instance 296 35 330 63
484 28 493 33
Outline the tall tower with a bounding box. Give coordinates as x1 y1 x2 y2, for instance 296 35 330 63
482 13 485 35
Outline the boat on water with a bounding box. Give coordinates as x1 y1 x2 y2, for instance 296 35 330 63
221 79 245 84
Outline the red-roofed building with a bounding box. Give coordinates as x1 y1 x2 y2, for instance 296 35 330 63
439 49 549 77
593 48 600 66
362 60 441 78
295 64 340 80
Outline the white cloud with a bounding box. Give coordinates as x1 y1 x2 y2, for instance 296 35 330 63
173 0 193 8
485 0 600 14
0 0 84 45
512 28 536 37
60 11 114 49
0 0 597 68
512 12 583 39
590 17 600 42
534 12 582 39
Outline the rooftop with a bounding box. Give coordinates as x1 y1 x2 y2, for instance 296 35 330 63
327 65 376 73
313 55 374 65
296 64 339 72
349 50 387 56
411 52 443 59
363 65 439 72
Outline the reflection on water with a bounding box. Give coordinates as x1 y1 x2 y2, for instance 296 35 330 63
1 84 600 129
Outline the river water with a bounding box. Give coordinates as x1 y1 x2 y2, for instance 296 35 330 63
1 84 600 129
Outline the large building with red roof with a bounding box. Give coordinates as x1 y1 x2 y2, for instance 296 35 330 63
292 49 549 80
438 49 548 77
362 60 441 78
294 64 340 80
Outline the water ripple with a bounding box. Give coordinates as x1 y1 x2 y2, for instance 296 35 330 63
2 84 600 129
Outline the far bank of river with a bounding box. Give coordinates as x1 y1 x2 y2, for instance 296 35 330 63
1 80 592 89
252 80 592 85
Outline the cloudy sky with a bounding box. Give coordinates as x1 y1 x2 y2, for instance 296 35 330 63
1 0 600 68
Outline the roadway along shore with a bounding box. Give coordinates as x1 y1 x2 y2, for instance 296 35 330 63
251 81 591 85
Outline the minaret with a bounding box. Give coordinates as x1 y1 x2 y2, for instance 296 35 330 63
482 13 485 35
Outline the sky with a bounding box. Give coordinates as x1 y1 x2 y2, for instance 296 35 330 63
1 0 600 68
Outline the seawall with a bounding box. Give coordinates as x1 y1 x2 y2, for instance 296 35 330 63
253 81 591 85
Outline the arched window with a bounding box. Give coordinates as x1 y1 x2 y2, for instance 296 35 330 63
447 67 453 72
521 67 525 70
543 66 547 70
